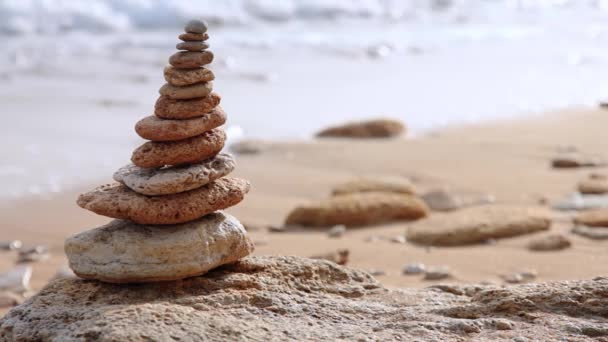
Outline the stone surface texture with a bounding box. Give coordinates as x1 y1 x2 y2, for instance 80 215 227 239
154 94 221 119
316 118 405 138
164 66 215 86
135 108 226 142
2 256 608 341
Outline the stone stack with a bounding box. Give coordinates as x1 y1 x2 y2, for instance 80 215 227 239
65 20 254 284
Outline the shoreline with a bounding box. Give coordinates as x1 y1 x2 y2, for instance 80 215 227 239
2 106 608 299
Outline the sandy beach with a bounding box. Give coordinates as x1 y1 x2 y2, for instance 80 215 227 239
2 106 607 305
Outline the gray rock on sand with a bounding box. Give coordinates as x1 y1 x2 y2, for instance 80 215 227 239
553 193 608 211
501 270 537 284
0 265 31 293
402 263 426 275
0 240 21 250
572 225 608 240
2 256 608 341
17 246 49 263
113 153 235 196
327 225 346 238
406 205 551 246
65 212 254 283
421 189 495 212
527 234 571 251
185 19 207 34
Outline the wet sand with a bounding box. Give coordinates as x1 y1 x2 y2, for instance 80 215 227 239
1 106 608 302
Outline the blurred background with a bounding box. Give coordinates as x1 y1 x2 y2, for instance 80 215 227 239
2 0 608 200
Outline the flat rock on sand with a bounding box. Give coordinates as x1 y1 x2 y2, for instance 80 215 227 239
527 234 572 251
164 66 214 86
2 256 608 341
169 51 214 68
406 205 551 246
159 82 213 100
331 177 414 196
113 153 235 196
131 128 225 168
155 94 221 120
551 154 605 168
574 208 608 227
135 107 226 142
578 179 608 194
316 118 405 138
65 212 253 283
286 192 428 227
77 177 250 225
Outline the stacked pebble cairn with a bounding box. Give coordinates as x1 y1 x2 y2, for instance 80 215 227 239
64 20 254 283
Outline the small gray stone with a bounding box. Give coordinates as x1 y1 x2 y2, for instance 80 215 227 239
553 193 608 211
424 267 451 280
0 265 31 293
572 225 608 240
17 246 49 263
327 225 346 238
403 263 426 275
185 19 207 34
501 270 537 284
0 240 22 250
527 234 571 251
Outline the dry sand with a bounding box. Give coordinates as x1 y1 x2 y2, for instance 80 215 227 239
1 106 608 306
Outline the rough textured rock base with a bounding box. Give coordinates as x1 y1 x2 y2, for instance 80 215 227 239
2 256 607 341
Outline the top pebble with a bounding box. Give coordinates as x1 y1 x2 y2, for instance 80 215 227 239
185 19 208 34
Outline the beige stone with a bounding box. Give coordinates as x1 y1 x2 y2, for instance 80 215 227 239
176 41 209 51
154 93 221 120
406 205 551 246
65 212 253 283
574 208 608 227
77 177 250 225
135 107 226 142
578 178 608 194
159 82 213 100
332 177 414 196
113 153 235 196
164 66 214 86
285 192 428 227
179 32 209 41
316 118 405 138
527 234 571 251
131 128 225 168
169 51 214 68
2 256 607 341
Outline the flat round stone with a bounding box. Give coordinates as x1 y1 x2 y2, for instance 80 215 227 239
77 177 251 225
154 94 221 120
159 82 213 100
164 66 215 86
65 212 254 283
169 51 214 69
176 41 209 52
131 128 225 168
113 153 235 196
185 19 208 34
179 32 209 42
136 107 226 141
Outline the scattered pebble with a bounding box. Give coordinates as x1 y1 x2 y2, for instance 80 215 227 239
368 269 386 277
553 193 608 211
268 225 287 233
551 154 605 168
424 267 452 281
501 270 537 284
327 225 346 238
527 234 571 251
389 235 406 244
572 225 608 240
402 263 426 275
17 246 49 263
0 240 22 251
0 265 31 293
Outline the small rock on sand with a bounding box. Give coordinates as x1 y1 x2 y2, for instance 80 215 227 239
424 267 451 280
390 235 406 244
553 193 608 211
286 192 429 227
17 246 49 263
406 205 551 246
327 225 346 238
309 249 349 265
0 240 22 251
578 178 608 194
572 225 608 240
421 189 495 212
0 265 31 293
527 234 571 251
316 118 405 138
501 270 537 284
331 177 415 196
402 263 426 275
574 208 608 227
551 154 605 168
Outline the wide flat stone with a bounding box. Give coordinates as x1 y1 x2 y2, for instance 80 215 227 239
113 153 235 196
154 93 221 120
131 128 225 168
176 41 209 52
135 107 226 142
77 177 250 225
65 212 253 283
164 66 214 86
179 32 209 42
406 205 551 246
159 82 213 100
169 51 214 69
316 118 406 138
